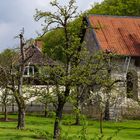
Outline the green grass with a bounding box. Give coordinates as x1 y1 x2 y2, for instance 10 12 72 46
0 114 140 140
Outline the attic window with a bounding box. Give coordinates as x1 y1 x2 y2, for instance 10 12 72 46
24 66 34 77
126 70 138 100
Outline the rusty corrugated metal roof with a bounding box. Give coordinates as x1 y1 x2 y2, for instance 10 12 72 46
88 15 140 56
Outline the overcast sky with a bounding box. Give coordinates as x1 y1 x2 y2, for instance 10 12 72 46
0 0 102 51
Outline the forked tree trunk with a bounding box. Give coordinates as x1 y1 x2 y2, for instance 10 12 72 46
53 101 65 139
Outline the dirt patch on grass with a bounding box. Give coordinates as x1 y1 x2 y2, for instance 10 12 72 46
0 118 17 122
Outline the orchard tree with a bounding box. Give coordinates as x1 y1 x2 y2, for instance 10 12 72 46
34 85 56 117
0 33 34 129
0 49 17 121
0 88 12 121
34 0 91 138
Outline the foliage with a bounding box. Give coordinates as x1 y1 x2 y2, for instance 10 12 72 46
42 29 66 62
35 0 83 139
41 15 83 62
0 49 17 68
0 89 11 105
89 0 140 16
0 34 36 129
0 49 18 88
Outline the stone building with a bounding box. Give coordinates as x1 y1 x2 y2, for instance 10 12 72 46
83 15 140 119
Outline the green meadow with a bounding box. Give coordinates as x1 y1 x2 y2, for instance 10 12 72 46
0 114 140 140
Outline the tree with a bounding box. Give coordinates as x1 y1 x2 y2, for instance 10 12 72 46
0 88 12 121
0 49 17 121
89 0 140 16
34 85 56 117
34 0 92 138
14 33 35 129
69 85 89 125
0 34 34 129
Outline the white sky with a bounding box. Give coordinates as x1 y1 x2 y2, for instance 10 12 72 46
0 0 103 51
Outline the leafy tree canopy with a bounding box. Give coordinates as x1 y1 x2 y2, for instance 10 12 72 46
39 16 83 62
89 0 140 16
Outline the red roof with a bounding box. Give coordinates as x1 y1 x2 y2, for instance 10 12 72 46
34 40 44 51
88 15 140 56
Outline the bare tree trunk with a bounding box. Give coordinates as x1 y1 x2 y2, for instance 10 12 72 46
53 101 64 140
12 103 14 113
4 103 8 121
53 83 70 139
74 86 83 125
2 89 8 121
2 106 4 113
16 84 26 129
99 111 103 134
44 104 48 117
74 100 81 125
16 33 26 129
12 97 15 113
17 106 25 129
75 110 80 125
104 99 110 121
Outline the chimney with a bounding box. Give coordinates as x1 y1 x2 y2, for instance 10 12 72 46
34 40 43 52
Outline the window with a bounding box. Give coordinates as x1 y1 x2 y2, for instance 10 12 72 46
134 58 140 67
24 66 34 77
126 70 138 100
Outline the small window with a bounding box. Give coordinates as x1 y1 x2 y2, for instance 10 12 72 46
134 58 140 67
126 70 138 100
24 66 34 77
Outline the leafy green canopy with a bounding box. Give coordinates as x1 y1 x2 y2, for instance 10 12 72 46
89 0 140 16
0 49 17 87
40 17 83 62
42 29 66 62
0 49 17 67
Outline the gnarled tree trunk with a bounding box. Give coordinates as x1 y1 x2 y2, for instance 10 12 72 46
16 33 26 129
16 95 26 129
17 106 25 129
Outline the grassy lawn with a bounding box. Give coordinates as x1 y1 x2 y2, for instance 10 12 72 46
0 114 140 140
